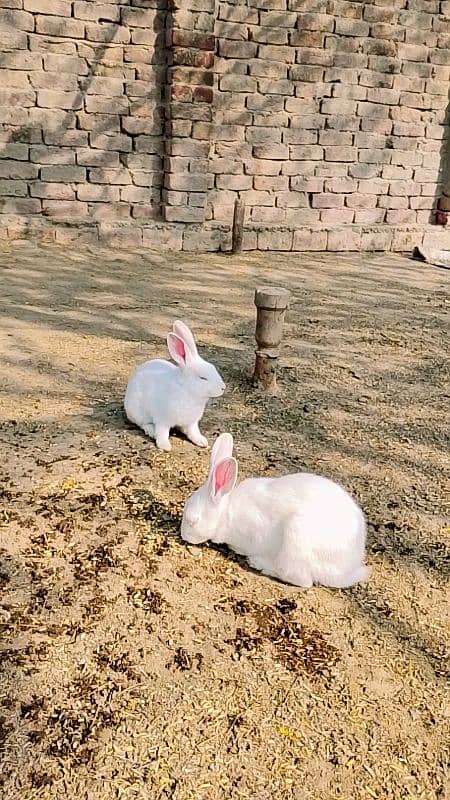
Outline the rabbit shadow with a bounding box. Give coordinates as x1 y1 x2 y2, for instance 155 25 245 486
90 400 199 447
201 540 308 588
205 541 257 576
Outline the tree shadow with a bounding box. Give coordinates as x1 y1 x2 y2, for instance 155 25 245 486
211 7 450 233
0 547 48 788
0 243 448 690
347 582 449 680
432 89 450 225
0 0 168 221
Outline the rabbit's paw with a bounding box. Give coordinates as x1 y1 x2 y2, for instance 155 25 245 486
156 439 172 452
182 423 208 448
155 425 171 451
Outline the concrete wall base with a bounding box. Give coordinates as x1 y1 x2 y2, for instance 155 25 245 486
2 216 450 254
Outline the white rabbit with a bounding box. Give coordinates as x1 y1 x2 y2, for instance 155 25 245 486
124 321 225 451
181 433 369 588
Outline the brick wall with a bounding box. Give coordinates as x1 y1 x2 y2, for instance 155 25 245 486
0 0 449 249
209 0 450 228
163 0 215 223
0 0 166 221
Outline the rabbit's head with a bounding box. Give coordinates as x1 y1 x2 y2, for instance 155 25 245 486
181 433 237 544
167 321 225 399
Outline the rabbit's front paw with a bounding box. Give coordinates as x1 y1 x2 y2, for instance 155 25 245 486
156 439 172 451
183 423 208 448
194 434 208 448
155 425 171 451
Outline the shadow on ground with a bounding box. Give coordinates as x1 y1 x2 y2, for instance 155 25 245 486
0 242 448 799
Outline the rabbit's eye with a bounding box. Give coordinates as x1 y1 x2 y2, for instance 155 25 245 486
199 376 208 381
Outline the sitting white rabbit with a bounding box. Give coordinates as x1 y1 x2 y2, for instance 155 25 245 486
181 433 369 588
124 321 225 451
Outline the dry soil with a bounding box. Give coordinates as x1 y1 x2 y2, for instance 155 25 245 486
0 241 449 800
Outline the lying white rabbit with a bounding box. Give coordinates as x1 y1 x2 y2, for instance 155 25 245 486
181 433 369 588
124 321 225 451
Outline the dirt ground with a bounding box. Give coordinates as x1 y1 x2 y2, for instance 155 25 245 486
0 240 448 800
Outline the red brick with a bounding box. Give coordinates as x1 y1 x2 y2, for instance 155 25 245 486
193 86 213 103
169 67 213 86
219 40 257 58
171 30 215 51
170 84 193 102
172 48 214 68
295 30 327 47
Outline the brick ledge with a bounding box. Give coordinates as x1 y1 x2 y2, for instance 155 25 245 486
1 216 449 253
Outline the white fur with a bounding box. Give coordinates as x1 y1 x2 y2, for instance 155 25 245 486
181 433 369 588
124 321 225 451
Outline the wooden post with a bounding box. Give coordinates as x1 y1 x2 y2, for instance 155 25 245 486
231 198 245 253
252 286 291 392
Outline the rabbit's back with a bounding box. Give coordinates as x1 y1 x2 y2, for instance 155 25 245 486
234 473 362 531
289 472 365 561
276 472 364 554
229 473 365 585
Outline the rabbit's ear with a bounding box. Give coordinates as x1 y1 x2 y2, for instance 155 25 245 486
167 332 187 366
210 433 234 470
172 321 198 356
209 457 237 501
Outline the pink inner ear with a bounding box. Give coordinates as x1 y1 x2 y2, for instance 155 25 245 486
214 459 234 495
172 334 186 362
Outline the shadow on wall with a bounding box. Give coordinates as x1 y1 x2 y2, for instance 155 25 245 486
433 87 450 224
210 2 450 230
0 0 168 221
